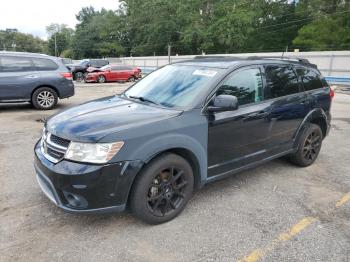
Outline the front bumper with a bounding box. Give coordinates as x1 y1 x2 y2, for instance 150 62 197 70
34 141 143 213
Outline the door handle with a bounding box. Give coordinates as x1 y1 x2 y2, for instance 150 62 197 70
25 75 39 79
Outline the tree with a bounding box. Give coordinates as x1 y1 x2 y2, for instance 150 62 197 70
46 24 74 57
0 29 47 53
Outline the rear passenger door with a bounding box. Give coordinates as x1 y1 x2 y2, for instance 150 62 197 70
263 64 308 153
0 56 38 101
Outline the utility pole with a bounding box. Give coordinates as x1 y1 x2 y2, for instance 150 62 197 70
168 44 171 64
54 33 57 57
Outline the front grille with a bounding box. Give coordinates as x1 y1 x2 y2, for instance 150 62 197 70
41 132 70 163
50 134 70 148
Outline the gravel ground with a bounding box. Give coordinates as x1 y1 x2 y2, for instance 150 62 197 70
0 82 349 262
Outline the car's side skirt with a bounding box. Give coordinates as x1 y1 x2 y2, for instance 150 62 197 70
205 149 294 184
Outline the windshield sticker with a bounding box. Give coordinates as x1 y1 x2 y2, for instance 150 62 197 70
192 69 217 77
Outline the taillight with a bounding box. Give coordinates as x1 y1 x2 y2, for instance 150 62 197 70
60 72 73 80
330 88 335 99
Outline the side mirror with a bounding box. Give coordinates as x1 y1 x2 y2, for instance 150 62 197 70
207 95 238 113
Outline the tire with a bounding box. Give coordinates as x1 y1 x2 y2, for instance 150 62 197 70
128 76 135 82
130 153 194 224
31 87 58 110
288 123 323 167
97 75 106 83
75 72 85 82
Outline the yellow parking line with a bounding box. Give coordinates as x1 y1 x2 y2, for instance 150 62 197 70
237 217 317 262
335 192 350 208
237 191 350 262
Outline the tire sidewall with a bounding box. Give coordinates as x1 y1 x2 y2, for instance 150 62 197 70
296 123 323 166
130 154 194 224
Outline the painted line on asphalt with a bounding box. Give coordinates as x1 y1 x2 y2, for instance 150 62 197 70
335 192 350 208
237 217 317 262
237 191 350 262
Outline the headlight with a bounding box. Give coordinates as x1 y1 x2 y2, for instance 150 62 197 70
65 141 124 164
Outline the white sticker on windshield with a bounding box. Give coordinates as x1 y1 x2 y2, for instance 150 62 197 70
192 69 217 77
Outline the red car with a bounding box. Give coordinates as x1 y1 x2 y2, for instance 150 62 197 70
85 64 141 83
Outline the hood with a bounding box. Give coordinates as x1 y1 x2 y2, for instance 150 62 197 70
46 96 181 142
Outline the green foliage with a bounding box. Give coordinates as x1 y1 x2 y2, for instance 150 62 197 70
46 24 74 56
4 0 350 57
0 29 47 53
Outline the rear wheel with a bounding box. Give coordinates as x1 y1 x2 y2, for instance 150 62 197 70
288 123 323 167
97 75 106 83
32 87 58 110
130 153 194 224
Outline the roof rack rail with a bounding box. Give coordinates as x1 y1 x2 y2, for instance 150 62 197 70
246 56 317 67
193 55 238 59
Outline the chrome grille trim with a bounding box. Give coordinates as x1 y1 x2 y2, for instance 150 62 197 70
41 132 70 163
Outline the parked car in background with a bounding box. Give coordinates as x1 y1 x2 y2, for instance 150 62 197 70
70 59 109 82
59 58 74 69
85 64 141 83
0 51 74 110
34 56 332 224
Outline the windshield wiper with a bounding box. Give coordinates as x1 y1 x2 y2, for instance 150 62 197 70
128 95 159 106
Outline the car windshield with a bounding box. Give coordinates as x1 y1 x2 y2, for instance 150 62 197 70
123 65 221 109
79 60 89 66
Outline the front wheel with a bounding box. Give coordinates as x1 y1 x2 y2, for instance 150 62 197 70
128 76 135 82
97 75 106 83
130 153 194 224
288 123 323 167
75 72 85 82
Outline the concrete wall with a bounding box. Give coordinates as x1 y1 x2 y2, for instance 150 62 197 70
116 51 350 77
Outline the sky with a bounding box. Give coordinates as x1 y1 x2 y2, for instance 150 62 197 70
0 0 120 39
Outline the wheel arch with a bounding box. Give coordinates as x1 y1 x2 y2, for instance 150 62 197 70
31 85 60 100
144 147 202 190
294 108 329 147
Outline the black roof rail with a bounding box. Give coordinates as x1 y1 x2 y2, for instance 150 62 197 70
246 56 317 68
193 55 241 60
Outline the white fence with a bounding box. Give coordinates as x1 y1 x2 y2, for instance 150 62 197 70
111 51 350 78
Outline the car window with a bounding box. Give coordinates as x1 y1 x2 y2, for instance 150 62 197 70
265 65 300 98
216 68 263 106
296 67 323 91
0 56 33 72
111 66 123 71
32 58 58 71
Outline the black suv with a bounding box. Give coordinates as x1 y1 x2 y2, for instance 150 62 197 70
0 52 74 110
70 59 109 82
34 57 332 224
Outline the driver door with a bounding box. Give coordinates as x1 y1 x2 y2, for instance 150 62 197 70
207 66 271 178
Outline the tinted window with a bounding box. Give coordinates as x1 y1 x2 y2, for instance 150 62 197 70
112 65 132 70
265 65 299 98
296 67 323 91
32 58 58 71
0 56 33 72
216 68 263 105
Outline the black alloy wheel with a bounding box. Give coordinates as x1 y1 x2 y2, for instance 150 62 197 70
289 123 323 167
147 167 188 217
302 130 321 162
130 153 194 224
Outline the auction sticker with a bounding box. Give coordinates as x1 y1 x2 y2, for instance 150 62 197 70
192 69 217 77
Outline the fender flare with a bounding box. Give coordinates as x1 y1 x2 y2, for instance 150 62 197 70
293 108 329 148
127 133 208 187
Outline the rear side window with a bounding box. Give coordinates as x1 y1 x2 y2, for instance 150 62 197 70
216 68 263 105
296 67 323 91
265 65 299 98
0 56 33 72
32 58 58 71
